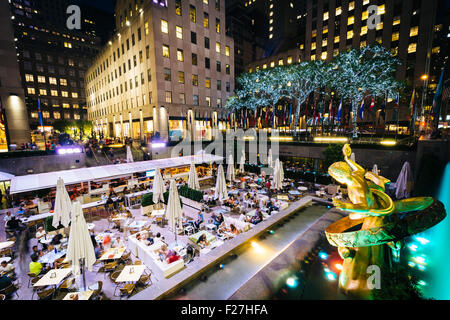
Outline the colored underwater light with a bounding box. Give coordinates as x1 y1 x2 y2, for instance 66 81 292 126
335 263 343 271
319 252 328 260
408 261 416 268
286 277 298 288
418 280 427 286
415 237 430 245
412 256 427 265
326 272 337 281
408 244 418 252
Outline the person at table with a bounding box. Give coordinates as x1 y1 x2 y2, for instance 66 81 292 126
166 250 181 264
229 224 240 236
112 236 125 248
35 226 46 241
0 274 12 291
0 261 15 279
94 242 103 259
109 187 117 198
211 212 224 229
101 193 108 202
105 195 115 206
29 255 45 276
30 245 43 261
50 233 63 247
157 245 169 261
6 216 24 232
3 211 13 223
196 233 209 248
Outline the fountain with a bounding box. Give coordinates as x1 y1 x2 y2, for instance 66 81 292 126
325 144 446 298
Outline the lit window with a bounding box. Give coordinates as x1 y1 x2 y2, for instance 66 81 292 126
432 46 440 54
347 30 354 39
349 1 355 10
225 46 230 56
392 32 399 41
177 49 184 61
323 12 329 20
204 12 209 28
311 42 316 50
360 26 367 36
192 74 198 86
51 90 58 96
334 36 340 43
162 45 170 58
278 59 284 66
216 42 221 53
348 16 354 25
216 18 220 33
176 26 183 39
190 5 196 22
205 77 211 88
363 0 369 4
73 104 79 109
145 22 149 35
376 22 383 31
322 39 327 47
60 78 67 86
54 112 61 119
63 103 70 108
161 20 168 33
393 18 400 26
360 40 367 48
39 89 47 96
269 34 273 39
336 7 342 15
410 26 419 37
270 61 275 67
72 92 78 98
321 52 327 60
178 71 185 84
362 11 368 20
287 56 293 64
25 74 34 82
378 4 385 15
62 91 69 97
263 64 267 69
37 76 46 83
64 42 72 48
323 27 328 34
49 77 57 85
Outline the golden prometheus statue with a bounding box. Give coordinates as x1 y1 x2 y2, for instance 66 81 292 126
325 144 446 297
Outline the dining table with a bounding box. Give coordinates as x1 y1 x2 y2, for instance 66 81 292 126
0 241 15 251
99 247 126 261
33 268 72 289
115 265 146 283
39 249 67 265
63 290 94 300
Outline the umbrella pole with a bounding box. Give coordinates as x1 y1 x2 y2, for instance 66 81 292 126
81 258 87 291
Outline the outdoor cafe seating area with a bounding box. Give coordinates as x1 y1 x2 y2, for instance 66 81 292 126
0 154 342 300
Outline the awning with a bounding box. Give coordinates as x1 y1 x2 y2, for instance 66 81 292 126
0 171 14 182
9 154 223 195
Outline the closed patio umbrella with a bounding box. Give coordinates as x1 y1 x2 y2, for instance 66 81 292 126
268 148 273 168
226 154 235 181
152 167 166 204
350 152 356 162
214 164 228 201
188 162 200 190
166 179 183 239
239 150 245 173
395 161 413 199
66 201 96 290
272 159 283 190
52 177 72 228
126 145 134 163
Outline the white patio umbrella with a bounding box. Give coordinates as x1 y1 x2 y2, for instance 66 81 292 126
66 201 96 290
166 179 183 243
52 177 72 228
268 148 273 168
350 152 356 162
226 154 235 181
372 164 379 175
239 150 245 173
395 161 413 199
152 167 166 204
126 145 134 163
214 164 228 201
272 159 283 190
188 162 200 190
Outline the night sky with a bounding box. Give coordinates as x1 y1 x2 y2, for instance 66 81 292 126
72 0 116 13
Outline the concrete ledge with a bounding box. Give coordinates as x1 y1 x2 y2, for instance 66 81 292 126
131 196 315 300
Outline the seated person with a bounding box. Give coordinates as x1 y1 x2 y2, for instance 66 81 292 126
157 245 169 262
122 187 130 195
35 226 46 240
3 211 13 223
188 211 204 232
211 212 224 229
101 193 108 202
0 275 12 291
0 261 15 278
246 210 263 225
29 255 44 276
166 250 181 264
229 223 240 236
50 233 63 246
105 196 115 206
113 236 125 248
94 243 103 259
30 246 43 261
196 233 209 248
6 216 23 232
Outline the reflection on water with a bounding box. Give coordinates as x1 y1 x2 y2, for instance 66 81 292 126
403 162 450 299
168 204 329 300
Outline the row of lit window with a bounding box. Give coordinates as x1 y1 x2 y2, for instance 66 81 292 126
249 56 296 72
164 91 223 108
31 111 80 120
25 74 73 86
324 3 385 21
26 87 78 98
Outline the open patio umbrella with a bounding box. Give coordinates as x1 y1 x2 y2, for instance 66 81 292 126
226 154 235 181
268 148 273 168
395 161 413 199
126 145 134 163
214 164 228 201
272 159 283 190
188 162 200 190
152 167 166 204
52 177 72 228
66 201 96 290
239 150 245 173
166 179 183 243
372 164 379 175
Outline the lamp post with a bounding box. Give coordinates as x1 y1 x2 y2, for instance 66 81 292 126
420 74 429 135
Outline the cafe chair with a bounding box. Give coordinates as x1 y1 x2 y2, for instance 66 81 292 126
0 282 19 299
37 287 55 300
26 272 38 288
89 281 103 300
119 283 135 299
137 273 152 287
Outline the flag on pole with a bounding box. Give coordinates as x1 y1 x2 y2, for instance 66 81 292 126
393 93 399 122
370 97 375 110
409 89 416 118
38 97 44 131
337 99 342 122
432 68 445 122
359 98 365 120
329 99 333 122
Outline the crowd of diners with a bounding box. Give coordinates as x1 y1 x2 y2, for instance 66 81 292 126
0 160 329 299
